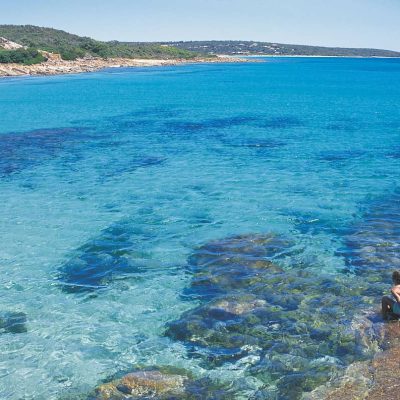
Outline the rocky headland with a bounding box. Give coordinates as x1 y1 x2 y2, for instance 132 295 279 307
0 54 251 78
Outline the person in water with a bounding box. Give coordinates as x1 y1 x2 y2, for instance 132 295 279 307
382 271 400 320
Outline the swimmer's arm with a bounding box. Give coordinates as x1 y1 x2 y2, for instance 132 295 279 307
391 286 400 302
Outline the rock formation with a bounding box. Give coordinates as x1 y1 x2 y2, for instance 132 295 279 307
0 37 25 50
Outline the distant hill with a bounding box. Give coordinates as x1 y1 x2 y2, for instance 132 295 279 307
0 25 197 61
161 40 400 58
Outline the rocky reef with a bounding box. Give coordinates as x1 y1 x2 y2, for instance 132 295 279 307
80 189 400 399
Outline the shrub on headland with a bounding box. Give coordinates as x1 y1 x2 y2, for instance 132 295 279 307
0 48 47 65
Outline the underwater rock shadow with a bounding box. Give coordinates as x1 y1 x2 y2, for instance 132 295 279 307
386 146 400 159
222 138 287 151
0 311 27 334
97 155 166 183
283 210 349 236
318 149 367 163
324 115 362 133
0 127 96 178
163 114 303 136
162 115 259 136
258 116 303 130
57 220 156 293
112 108 186 134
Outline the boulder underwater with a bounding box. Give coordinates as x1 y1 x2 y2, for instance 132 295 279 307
88 367 233 400
91 369 187 400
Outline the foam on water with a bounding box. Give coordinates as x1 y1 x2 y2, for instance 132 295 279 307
0 58 399 399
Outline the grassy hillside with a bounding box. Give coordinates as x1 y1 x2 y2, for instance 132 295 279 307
0 25 198 61
162 40 400 57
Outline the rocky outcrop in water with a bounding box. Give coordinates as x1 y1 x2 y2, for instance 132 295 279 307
164 233 382 399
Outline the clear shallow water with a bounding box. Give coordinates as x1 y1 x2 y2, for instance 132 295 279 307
0 58 399 399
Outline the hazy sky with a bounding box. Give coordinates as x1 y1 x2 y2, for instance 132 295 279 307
2 0 400 50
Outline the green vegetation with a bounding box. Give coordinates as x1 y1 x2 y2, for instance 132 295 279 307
0 25 198 61
0 48 46 65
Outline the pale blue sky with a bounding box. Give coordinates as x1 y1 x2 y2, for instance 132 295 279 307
2 0 400 50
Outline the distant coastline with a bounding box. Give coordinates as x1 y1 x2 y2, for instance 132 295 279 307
1 24 399 79
165 40 400 58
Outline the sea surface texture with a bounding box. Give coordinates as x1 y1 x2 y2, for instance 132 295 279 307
0 58 399 399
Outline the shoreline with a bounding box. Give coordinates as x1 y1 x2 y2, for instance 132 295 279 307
0 56 253 78
1 54 395 78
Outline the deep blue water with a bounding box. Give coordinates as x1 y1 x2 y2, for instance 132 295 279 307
0 58 399 399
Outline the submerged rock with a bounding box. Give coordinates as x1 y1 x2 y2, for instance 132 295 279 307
89 368 233 400
0 311 27 334
92 370 187 399
184 233 291 300
210 298 267 315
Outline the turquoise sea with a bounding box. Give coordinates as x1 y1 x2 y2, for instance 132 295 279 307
0 58 399 399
